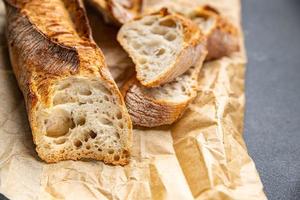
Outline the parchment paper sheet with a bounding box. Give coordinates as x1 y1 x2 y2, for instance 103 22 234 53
0 0 267 199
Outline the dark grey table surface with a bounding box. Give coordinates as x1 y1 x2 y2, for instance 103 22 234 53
243 0 300 199
1 0 300 200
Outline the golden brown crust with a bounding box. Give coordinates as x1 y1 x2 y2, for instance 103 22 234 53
87 0 141 25
192 6 239 60
121 77 190 127
4 0 132 165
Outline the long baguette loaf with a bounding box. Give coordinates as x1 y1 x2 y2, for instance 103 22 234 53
122 49 207 127
87 0 141 25
117 9 206 87
4 0 132 165
190 6 239 60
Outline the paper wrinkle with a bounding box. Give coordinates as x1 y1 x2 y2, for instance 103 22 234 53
0 0 266 200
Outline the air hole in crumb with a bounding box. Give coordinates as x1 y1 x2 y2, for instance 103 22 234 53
118 122 124 129
54 138 67 145
159 18 177 28
181 86 186 92
143 19 154 26
155 48 165 56
76 116 86 126
53 93 76 105
123 150 130 158
151 27 168 35
139 58 147 64
141 49 149 55
185 70 192 76
79 88 92 96
165 33 177 41
104 95 109 101
74 140 82 147
46 109 75 138
116 111 122 119
114 155 120 161
99 118 112 126
108 149 114 154
89 131 97 139
98 148 102 151
86 145 91 150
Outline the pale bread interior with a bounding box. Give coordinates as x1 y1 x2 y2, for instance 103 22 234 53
36 77 129 162
118 14 184 84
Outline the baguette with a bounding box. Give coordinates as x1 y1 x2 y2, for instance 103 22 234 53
190 6 239 60
122 49 207 127
4 0 132 165
117 9 207 87
87 0 141 25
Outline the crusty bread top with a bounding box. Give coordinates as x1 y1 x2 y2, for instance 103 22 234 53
118 9 206 87
87 0 141 25
5 0 116 106
190 5 239 60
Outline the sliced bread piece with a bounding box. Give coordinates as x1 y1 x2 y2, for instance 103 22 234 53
87 0 141 25
121 49 207 127
4 0 132 165
117 9 207 87
190 6 239 60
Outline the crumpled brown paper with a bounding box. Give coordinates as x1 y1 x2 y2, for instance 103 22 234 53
0 0 267 199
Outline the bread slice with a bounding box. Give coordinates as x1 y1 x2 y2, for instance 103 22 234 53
117 9 207 87
4 0 132 165
86 0 141 25
121 49 207 127
190 6 240 60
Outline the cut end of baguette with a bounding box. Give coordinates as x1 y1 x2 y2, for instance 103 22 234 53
117 10 206 87
35 77 131 165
